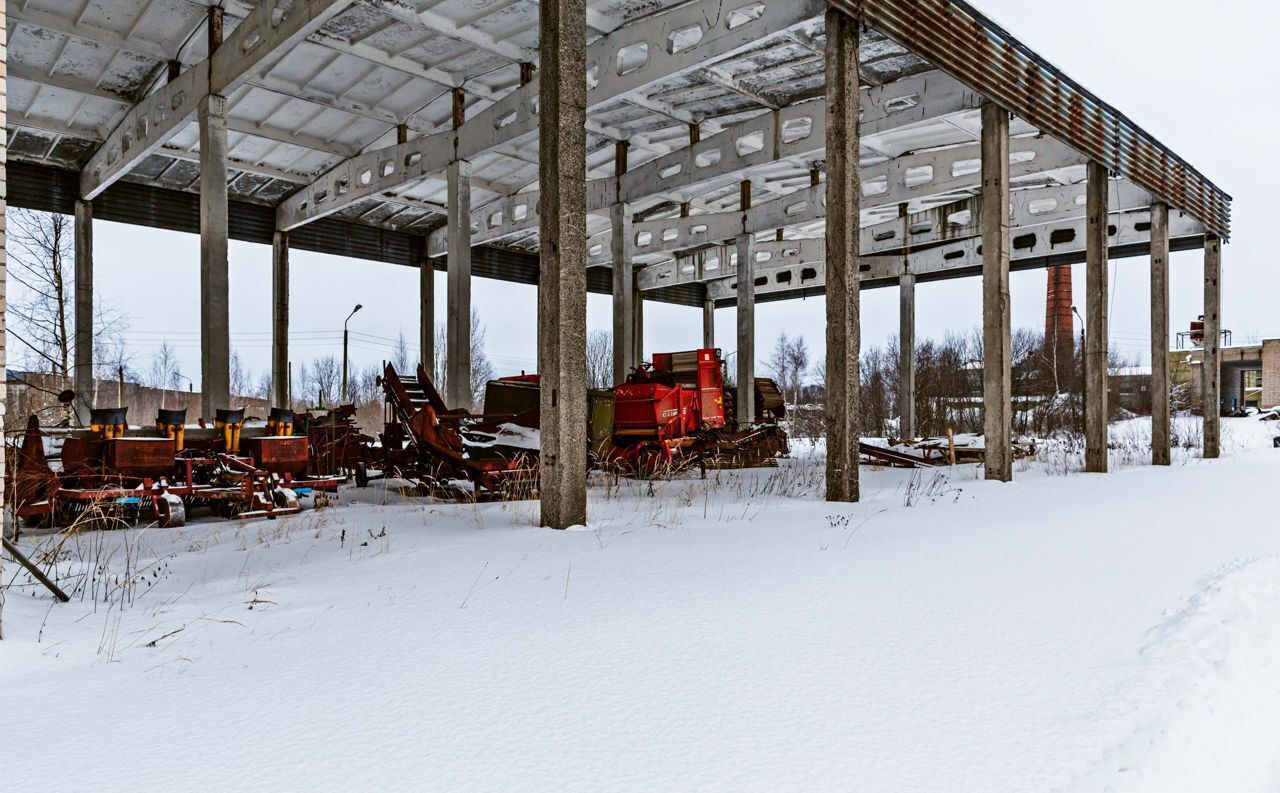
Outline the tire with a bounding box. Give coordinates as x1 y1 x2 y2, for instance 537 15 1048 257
156 495 186 528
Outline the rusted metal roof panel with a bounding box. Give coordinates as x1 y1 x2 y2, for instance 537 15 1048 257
833 0 1231 240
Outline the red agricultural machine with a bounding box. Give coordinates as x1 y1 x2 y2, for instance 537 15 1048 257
9 406 346 529
8 349 790 527
607 348 789 475
357 349 786 488
358 363 542 500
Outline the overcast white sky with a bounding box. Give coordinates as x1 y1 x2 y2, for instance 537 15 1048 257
70 0 1279 389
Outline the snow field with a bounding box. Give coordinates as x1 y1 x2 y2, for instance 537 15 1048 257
2 417 1279 792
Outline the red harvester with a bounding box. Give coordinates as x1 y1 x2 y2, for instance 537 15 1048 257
607 348 788 474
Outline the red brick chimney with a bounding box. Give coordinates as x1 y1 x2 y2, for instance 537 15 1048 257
1045 264 1074 345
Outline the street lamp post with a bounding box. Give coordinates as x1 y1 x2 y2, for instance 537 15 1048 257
1071 306 1085 434
342 304 363 403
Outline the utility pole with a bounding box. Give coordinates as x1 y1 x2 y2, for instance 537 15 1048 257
1072 305 1085 435
342 304 363 403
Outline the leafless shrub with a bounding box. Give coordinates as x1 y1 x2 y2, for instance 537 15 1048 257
902 469 962 506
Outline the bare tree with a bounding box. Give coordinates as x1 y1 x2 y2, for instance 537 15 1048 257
253 371 273 403
785 335 810 405
148 342 181 408
586 329 614 388
392 330 411 372
8 210 128 392
305 354 342 406
432 309 496 408
767 333 810 406
148 342 180 389
93 313 136 407
230 350 252 399
470 314 496 407
293 359 310 410
767 333 792 400
7 209 74 376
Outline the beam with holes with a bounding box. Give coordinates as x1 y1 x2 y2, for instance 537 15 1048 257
616 70 979 205
450 130 1088 265
80 0 355 200
702 207 1207 301
278 0 826 231
428 69 982 256
630 178 1153 281
592 135 1089 268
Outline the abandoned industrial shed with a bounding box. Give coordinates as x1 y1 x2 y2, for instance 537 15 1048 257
0 0 1232 527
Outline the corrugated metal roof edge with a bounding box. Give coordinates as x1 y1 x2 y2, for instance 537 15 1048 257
831 0 1232 240
6 160 706 309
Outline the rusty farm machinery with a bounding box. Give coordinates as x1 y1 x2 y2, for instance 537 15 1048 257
7 347 792 528
9 406 348 529
357 363 542 500
356 347 790 494
607 348 789 474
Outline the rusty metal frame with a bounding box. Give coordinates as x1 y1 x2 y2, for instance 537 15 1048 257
833 0 1231 240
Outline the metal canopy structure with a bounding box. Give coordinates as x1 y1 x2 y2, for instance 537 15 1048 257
0 0 1233 524
7 0 1229 290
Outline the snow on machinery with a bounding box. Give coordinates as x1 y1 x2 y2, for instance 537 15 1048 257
358 363 546 500
8 405 346 530
607 348 789 474
369 348 789 489
478 373 616 464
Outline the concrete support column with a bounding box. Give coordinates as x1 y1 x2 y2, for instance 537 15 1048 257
446 159 472 409
199 94 230 418
898 271 916 438
537 0 588 529
271 230 289 408
1084 161 1110 473
633 282 644 365
1203 235 1222 458
0 1 8 617
0 0 9 625
419 239 434 378
824 7 860 503
702 298 715 349
897 197 915 438
735 179 754 425
73 199 93 423
610 140 634 383
981 102 1012 482
1149 202 1170 465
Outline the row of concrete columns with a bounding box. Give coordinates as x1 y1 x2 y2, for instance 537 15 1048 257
54 2 1225 534
445 87 473 408
199 93 230 420
736 180 755 424
265 231 463 412
537 0 589 528
892 167 1222 476
823 7 861 503
611 141 635 384
981 101 1013 481
73 200 93 422
148 112 472 422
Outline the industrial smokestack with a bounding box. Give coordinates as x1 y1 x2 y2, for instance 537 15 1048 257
1045 264 1074 345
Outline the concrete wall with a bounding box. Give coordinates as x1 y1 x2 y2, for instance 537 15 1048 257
1264 339 1280 408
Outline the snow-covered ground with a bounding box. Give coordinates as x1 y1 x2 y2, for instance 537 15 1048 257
4 417 1280 792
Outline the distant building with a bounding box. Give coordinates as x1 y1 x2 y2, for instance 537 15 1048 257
1172 339 1279 411
1110 366 1152 414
